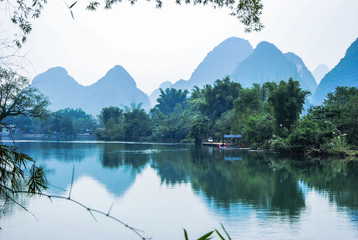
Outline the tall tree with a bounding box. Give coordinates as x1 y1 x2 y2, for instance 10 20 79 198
123 104 152 141
98 106 123 125
232 83 274 145
155 88 188 115
189 116 210 145
268 78 310 137
193 76 241 122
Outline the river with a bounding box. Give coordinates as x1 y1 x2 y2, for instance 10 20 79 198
0 140 358 240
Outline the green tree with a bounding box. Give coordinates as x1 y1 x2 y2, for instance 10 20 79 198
307 86 358 145
97 106 124 140
0 67 48 204
0 67 49 128
96 104 153 141
98 106 123 125
150 88 194 142
4 108 96 135
151 104 193 142
123 104 152 141
287 115 339 151
212 110 234 141
155 88 188 115
189 116 210 145
192 76 241 123
232 83 264 133
242 113 273 147
268 79 310 138
231 83 274 145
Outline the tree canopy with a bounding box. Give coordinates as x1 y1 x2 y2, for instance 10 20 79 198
155 88 188 115
0 67 49 129
268 79 310 137
0 67 49 207
192 76 241 122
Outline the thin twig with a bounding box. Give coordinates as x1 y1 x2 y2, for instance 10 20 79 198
1 196 9 213
2 190 38 221
107 202 113 216
1 185 150 239
68 165 75 199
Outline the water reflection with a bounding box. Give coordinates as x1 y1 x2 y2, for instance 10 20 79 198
13 141 358 217
150 147 306 219
1 141 358 239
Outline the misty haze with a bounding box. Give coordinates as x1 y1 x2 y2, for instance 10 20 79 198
1 0 358 240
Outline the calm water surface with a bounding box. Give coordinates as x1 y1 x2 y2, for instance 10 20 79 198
1 141 358 240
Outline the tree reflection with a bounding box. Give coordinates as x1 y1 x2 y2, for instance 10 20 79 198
147 147 358 220
15 142 358 224
149 147 306 219
100 143 150 172
277 158 358 211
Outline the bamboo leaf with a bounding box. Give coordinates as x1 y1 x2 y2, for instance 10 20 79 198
69 1 77 8
221 223 231 240
197 231 214 240
70 10 75 20
184 229 189 240
215 229 225 240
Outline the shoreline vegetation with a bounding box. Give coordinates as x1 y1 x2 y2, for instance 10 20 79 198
3 77 358 160
2 134 357 160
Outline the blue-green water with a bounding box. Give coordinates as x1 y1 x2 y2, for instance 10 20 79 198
1 141 358 240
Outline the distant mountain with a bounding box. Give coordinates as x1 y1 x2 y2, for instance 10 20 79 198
84 65 151 114
231 41 317 95
312 38 358 105
32 67 85 111
171 37 253 91
284 52 317 94
149 81 173 107
32 65 151 115
312 64 330 84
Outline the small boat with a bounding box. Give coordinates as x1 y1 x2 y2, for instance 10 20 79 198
217 144 250 150
218 146 241 150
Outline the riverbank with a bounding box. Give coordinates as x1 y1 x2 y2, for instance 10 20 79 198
306 148 358 158
0 133 96 141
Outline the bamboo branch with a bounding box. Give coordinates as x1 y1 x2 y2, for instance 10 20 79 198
0 185 151 239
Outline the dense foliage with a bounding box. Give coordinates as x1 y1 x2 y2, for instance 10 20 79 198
0 67 48 203
96 104 152 141
6 75 357 155
92 77 358 156
5 108 97 136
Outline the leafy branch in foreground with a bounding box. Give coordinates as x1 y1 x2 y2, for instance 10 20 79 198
4 0 263 47
88 0 263 32
0 144 47 195
0 144 47 222
184 223 231 240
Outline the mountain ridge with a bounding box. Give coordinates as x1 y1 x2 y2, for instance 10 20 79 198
312 38 358 105
231 41 317 95
32 66 151 115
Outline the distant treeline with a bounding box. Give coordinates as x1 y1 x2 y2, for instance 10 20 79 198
6 77 358 155
94 76 358 156
5 108 97 136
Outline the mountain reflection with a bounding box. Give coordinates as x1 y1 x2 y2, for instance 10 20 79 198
11 141 358 223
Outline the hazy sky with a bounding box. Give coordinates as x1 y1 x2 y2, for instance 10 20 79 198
2 0 358 94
